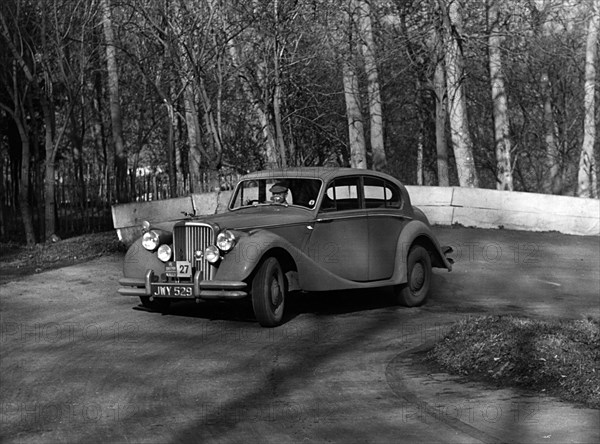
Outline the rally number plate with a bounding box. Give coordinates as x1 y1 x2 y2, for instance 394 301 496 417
165 261 192 278
151 283 193 298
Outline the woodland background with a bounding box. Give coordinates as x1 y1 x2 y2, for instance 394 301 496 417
0 0 598 245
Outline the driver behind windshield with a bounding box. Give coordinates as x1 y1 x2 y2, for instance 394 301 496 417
270 184 288 204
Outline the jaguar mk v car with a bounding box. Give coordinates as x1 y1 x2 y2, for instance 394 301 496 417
118 168 453 327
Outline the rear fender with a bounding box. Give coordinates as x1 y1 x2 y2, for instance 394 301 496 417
391 220 452 283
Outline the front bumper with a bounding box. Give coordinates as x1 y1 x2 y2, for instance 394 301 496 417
118 269 247 300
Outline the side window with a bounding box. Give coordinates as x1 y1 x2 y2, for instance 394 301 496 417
321 177 360 212
363 177 401 209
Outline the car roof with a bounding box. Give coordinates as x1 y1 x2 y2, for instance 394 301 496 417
240 167 403 184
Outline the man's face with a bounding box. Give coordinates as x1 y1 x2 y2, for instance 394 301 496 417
271 192 286 203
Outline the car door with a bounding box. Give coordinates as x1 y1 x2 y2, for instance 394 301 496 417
304 176 370 282
364 176 408 281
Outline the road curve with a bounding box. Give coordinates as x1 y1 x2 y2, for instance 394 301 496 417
0 227 598 443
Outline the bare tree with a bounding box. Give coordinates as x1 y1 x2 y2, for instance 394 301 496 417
440 0 479 187
354 0 387 171
341 2 367 169
0 6 36 244
577 3 599 198
487 0 514 190
343 59 367 169
100 0 127 202
434 57 450 186
526 1 564 194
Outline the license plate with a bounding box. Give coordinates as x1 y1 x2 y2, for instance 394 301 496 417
151 283 193 298
165 261 192 278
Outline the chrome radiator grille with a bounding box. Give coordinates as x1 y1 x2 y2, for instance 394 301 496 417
173 224 215 280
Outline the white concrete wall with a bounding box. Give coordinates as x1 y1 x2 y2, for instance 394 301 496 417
112 186 599 246
406 186 600 237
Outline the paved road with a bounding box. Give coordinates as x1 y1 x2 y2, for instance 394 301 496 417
0 227 598 443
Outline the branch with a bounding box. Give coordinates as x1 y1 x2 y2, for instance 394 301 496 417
51 101 75 162
0 12 37 85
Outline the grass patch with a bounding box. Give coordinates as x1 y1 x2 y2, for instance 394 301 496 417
0 232 125 284
429 315 600 408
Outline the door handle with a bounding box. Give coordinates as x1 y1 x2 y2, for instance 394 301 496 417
315 218 334 223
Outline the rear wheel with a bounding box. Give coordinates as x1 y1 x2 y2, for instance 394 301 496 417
139 296 171 312
394 245 432 307
251 257 286 327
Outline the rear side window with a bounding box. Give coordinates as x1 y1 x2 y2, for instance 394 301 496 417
321 177 360 212
363 177 401 209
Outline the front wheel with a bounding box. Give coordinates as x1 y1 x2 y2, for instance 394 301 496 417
394 245 432 307
251 257 286 327
139 296 171 312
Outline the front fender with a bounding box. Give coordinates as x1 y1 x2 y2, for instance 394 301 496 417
214 230 297 282
391 219 452 283
123 237 167 278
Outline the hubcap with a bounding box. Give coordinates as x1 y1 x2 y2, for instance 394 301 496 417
411 262 425 291
270 274 282 307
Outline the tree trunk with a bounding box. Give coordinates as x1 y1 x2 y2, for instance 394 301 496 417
355 0 386 171
540 68 561 194
14 117 36 245
273 0 287 167
166 100 177 197
0 160 4 239
183 85 203 179
441 0 479 188
577 7 599 198
487 0 513 191
342 59 367 169
100 0 127 203
92 77 108 201
416 127 424 185
434 60 450 186
42 102 57 240
198 77 224 169
171 0 204 182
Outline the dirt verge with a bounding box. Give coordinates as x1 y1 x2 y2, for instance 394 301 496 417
0 231 125 284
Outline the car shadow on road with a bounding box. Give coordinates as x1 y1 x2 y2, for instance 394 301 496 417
130 270 465 325
133 286 411 325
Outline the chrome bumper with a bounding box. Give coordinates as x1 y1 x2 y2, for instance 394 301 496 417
118 269 247 300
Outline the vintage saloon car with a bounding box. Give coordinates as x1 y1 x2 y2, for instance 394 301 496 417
118 168 452 327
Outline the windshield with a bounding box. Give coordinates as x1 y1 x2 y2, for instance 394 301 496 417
230 178 322 210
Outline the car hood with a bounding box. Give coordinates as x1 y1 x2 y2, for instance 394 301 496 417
191 206 315 231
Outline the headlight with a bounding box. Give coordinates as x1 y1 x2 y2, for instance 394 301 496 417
216 230 236 252
142 230 160 251
157 244 172 262
204 245 221 263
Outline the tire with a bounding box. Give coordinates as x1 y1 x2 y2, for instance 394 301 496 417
139 296 171 312
394 245 432 307
251 257 286 327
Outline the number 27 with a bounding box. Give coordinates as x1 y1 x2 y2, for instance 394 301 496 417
179 264 189 274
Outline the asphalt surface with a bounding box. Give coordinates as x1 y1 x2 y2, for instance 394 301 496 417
0 227 599 443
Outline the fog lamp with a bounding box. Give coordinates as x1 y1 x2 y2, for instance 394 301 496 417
157 244 172 262
204 245 221 263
